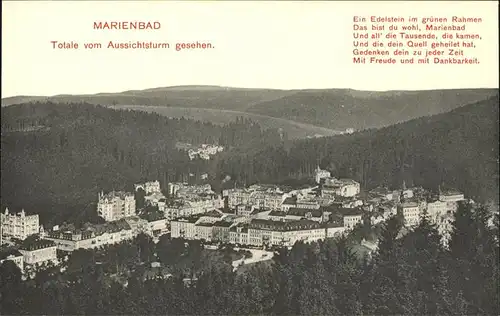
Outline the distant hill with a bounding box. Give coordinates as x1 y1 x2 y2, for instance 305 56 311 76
2 86 497 131
216 95 500 203
244 88 499 130
1 95 50 105
109 105 343 139
1 86 293 112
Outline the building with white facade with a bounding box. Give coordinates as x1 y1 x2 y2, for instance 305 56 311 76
330 196 363 209
168 182 212 196
97 191 136 222
296 200 322 210
427 200 451 219
325 223 347 238
173 215 329 248
163 196 223 220
1 208 40 241
175 183 215 199
187 144 224 160
144 192 167 207
267 211 287 222
45 219 135 252
170 217 199 239
322 178 361 197
236 204 254 217
286 186 319 199
212 221 232 243
224 187 286 210
229 224 250 245
248 219 326 247
439 190 465 203
170 210 227 241
249 192 284 210
168 183 183 196
224 189 252 208
135 216 169 239
19 239 58 266
134 180 161 194
398 201 421 227
195 222 214 241
315 166 331 184
337 208 363 229
286 208 331 223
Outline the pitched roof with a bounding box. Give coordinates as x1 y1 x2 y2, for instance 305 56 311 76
250 219 321 231
282 197 297 205
20 239 56 251
269 210 286 217
201 210 223 218
330 207 363 217
287 208 323 217
213 220 232 228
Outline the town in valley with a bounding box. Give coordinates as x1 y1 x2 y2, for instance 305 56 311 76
0 164 480 278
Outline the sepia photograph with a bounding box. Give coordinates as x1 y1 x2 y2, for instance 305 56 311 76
1 1 499 315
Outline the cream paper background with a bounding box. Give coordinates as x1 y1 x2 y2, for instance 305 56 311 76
2 1 498 98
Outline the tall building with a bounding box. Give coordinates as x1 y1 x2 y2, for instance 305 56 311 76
1 208 40 241
19 239 58 266
45 219 135 252
398 202 420 227
134 180 161 194
315 166 331 184
322 178 361 197
438 189 465 203
97 191 136 222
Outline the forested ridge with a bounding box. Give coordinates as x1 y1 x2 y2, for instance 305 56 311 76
1 102 284 226
1 202 498 315
244 88 498 130
1 96 498 227
2 87 497 130
217 96 499 203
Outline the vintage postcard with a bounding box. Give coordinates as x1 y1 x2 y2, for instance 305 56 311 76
1 1 498 315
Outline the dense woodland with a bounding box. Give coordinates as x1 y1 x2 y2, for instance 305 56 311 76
1 96 499 226
217 96 499 204
244 88 499 130
1 202 498 315
1 102 284 226
2 87 497 130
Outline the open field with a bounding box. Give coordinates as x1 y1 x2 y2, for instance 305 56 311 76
107 105 344 139
3 86 497 131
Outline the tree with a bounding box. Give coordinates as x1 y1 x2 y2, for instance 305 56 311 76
0 260 25 314
448 202 500 315
134 233 156 263
398 211 446 314
367 216 405 315
135 188 146 210
156 236 186 266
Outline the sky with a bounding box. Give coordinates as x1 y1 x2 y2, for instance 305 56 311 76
2 1 498 97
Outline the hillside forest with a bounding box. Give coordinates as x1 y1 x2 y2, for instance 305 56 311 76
1 96 499 227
